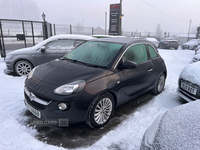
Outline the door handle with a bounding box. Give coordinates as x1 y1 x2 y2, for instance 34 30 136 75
148 68 153 72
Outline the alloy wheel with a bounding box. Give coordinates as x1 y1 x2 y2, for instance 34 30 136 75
15 61 33 76
157 75 165 93
94 98 113 125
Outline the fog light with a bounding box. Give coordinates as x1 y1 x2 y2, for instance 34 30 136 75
58 103 68 110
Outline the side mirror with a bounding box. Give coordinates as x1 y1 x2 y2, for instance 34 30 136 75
39 46 46 52
123 60 138 69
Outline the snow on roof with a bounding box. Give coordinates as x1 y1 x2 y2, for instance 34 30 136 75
179 61 200 85
145 37 158 41
33 34 94 49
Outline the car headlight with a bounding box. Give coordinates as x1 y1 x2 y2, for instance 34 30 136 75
54 80 86 95
189 45 193 49
27 67 37 79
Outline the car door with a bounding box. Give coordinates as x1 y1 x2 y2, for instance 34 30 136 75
116 44 154 104
147 44 165 83
42 39 75 63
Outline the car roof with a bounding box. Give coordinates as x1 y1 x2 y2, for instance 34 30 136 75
33 34 94 49
89 37 151 45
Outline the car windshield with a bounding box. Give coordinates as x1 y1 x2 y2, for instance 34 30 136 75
65 41 124 67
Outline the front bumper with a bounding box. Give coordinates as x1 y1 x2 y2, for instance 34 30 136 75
181 45 193 50
24 77 94 124
164 43 179 49
24 87 90 124
4 68 12 75
5 59 14 74
177 87 198 102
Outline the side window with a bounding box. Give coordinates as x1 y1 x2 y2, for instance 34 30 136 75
45 39 75 50
122 44 148 64
148 45 158 59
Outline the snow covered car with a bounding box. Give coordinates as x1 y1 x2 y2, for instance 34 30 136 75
144 37 159 48
158 37 179 49
140 100 200 150
195 45 200 54
24 38 167 128
191 52 200 63
5 34 93 76
177 61 200 102
181 39 200 50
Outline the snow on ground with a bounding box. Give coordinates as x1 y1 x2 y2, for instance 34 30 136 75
0 49 195 150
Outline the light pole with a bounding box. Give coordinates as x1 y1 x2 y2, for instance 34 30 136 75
41 12 47 39
42 12 46 22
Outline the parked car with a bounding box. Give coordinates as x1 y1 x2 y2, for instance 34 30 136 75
144 37 159 47
191 52 200 63
158 37 179 49
24 38 167 128
140 100 200 150
5 34 93 76
195 45 200 54
177 61 200 102
181 39 200 50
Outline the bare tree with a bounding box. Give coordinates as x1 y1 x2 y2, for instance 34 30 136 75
155 24 163 40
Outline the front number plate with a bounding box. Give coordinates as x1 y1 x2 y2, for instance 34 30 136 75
181 82 197 95
24 100 41 118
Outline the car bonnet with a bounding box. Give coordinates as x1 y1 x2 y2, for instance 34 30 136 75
153 101 200 149
33 59 108 86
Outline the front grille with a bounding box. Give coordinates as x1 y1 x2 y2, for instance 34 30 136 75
179 90 196 101
179 79 200 99
182 45 189 49
24 92 47 110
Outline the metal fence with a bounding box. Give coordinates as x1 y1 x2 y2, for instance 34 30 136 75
0 19 46 57
0 18 197 58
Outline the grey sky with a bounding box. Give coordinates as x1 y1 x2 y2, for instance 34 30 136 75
0 0 200 34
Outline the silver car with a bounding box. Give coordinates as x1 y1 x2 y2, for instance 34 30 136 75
181 39 200 50
144 37 159 48
177 61 200 102
5 34 93 76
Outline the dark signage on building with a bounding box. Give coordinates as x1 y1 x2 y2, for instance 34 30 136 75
109 3 120 35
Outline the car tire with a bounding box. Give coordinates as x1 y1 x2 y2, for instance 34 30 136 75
193 46 197 50
86 93 114 128
14 60 33 76
152 73 165 95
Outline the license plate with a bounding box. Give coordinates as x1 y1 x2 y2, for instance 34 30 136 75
181 82 197 95
171 41 176 44
24 99 41 118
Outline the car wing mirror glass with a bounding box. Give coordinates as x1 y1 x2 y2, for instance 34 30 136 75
123 60 138 69
39 46 46 52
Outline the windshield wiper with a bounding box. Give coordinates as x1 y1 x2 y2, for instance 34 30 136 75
61 58 107 68
85 63 107 69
